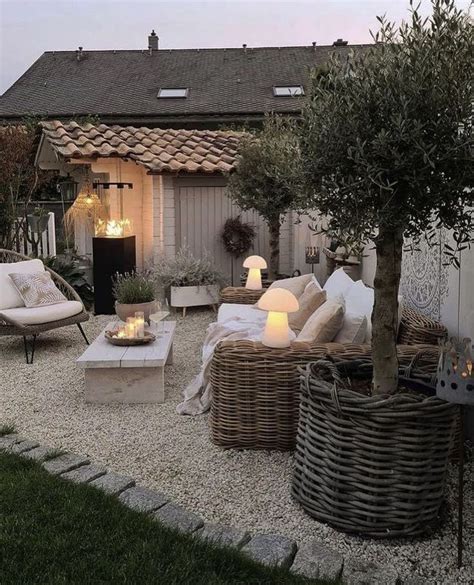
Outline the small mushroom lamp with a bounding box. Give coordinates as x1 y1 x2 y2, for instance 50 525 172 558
258 289 299 348
243 255 267 290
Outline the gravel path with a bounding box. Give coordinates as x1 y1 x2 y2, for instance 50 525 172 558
1 309 472 584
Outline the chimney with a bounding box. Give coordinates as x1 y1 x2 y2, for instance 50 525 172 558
242 43 247 53
148 30 159 51
76 46 84 61
333 38 348 47
312 41 317 51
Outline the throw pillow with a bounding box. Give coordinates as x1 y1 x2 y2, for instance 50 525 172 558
323 268 354 300
267 273 313 298
345 280 374 343
334 313 368 344
289 285 326 332
296 298 345 343
8 271 67 308
0 259 45 310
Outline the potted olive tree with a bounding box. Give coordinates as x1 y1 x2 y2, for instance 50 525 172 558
112 271 157 323
154 246 226 317
293 0 473 535
227 115 304 279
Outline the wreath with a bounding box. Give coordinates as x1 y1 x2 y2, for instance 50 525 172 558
221 216 256 258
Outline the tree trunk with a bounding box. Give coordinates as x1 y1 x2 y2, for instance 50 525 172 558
372 225 403 395
268 216 280 280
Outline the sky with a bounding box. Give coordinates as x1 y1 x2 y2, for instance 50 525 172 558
0 0 471 94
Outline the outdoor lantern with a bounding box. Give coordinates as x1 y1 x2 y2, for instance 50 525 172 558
243 255 267 290
436 337 474 405
258 288 299 348
56 175 79 202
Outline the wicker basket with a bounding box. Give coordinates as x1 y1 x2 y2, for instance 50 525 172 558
292 358 459 537
398 307 447 345
210 343 436 450
219 287 265 305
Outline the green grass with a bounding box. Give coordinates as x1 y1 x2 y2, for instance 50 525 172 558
0 423 15 436
0 450 331 585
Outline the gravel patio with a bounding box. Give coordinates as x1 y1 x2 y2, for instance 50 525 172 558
1 309 472 585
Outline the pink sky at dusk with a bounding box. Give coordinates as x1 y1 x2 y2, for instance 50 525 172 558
0 0 471 94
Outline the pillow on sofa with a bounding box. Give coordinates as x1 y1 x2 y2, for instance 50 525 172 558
268 273 313 298
8 271 67 308
334 313 368 344
0 259 45 310
323 268 354 300
289 284 326 332
296 298 345 343
345 280 374 343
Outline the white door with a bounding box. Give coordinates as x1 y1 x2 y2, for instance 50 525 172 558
176 182 271 285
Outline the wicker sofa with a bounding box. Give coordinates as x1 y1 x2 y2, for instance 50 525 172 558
0 249 90 363
210 291 446 450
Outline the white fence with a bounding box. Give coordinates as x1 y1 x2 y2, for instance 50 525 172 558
12 212 57 257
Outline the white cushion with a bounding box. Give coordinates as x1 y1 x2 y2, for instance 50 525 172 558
218 303 266 325
334 313 368 344
0 300 83 325
323 268 354 300
296 298 345 343
0 259 45 310
345 280 374 343
267 273 313 298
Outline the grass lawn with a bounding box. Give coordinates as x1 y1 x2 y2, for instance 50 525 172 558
0 450 332 585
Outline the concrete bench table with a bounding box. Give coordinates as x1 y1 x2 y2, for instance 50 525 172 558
77 321 176 404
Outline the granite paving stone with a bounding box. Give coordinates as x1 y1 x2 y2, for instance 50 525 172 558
0 434 23 450
291 540 343 580
118 486 169 513
43 453 90 475
60 464 107 484
21 445 56 461
343 558 399 585
10 439 39 454
241 533 297 569
153 502 203 534
196 523 251 549
89 472 135 495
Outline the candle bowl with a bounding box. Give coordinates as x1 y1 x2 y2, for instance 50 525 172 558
104 330 156 346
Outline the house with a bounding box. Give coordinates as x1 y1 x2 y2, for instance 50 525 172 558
25 33 369 283
0 31 369 128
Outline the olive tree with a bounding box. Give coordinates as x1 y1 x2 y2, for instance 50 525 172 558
299 0 473 394
227 115 303 278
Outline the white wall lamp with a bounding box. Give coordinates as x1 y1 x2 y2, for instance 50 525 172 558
258 288 299 348
243 255 267 290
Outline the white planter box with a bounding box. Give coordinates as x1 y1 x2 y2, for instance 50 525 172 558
170 285 219 308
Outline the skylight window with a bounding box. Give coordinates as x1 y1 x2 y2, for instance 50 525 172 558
273 85 304 97
158 88 188 98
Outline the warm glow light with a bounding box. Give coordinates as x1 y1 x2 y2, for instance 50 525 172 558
258 288 299 348
95 218 132 237
243 255 267 290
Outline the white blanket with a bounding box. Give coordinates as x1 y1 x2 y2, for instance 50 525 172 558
176 315 264 415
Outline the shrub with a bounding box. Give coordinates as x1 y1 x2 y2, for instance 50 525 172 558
112 271 156 304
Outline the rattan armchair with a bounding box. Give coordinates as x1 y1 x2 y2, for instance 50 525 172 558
210 304 446 450
0 249 90 363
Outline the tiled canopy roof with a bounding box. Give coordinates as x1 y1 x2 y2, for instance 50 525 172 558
40 120 243 174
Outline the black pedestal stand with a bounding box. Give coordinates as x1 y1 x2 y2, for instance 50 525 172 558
93 236 136 315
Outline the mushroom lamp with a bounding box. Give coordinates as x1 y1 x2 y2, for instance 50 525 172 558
243 255 267 290
258 289 299 348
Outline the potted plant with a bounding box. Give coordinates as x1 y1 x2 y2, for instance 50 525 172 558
295 0 472 536
112 271 156 323
27 206 50 234
154 247 226 316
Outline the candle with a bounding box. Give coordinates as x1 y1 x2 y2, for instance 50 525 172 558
125 317 136 338
134 312 145 338
117 329 126 339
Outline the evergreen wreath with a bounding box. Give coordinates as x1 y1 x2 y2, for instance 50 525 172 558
221 216 256 258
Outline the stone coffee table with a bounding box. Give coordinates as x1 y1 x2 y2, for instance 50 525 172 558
77 321 176 404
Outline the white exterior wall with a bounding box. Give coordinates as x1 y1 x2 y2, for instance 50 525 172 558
291 211 330 284
152 175 176 261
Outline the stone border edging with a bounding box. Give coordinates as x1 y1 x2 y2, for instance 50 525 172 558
0 433 402 584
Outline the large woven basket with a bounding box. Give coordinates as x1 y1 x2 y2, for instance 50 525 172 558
292 359 459 537
219 287 265 305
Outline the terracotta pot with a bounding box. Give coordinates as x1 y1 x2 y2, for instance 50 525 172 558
115 300 157 323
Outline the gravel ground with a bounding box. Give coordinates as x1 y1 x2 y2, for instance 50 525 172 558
1 309 472 585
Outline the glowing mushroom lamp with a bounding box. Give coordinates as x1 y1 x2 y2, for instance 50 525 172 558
243 255 267 290
258 288 299 348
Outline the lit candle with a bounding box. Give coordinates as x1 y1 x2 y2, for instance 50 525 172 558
125 317 136 338
134 312 145 338
117 329 126 339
